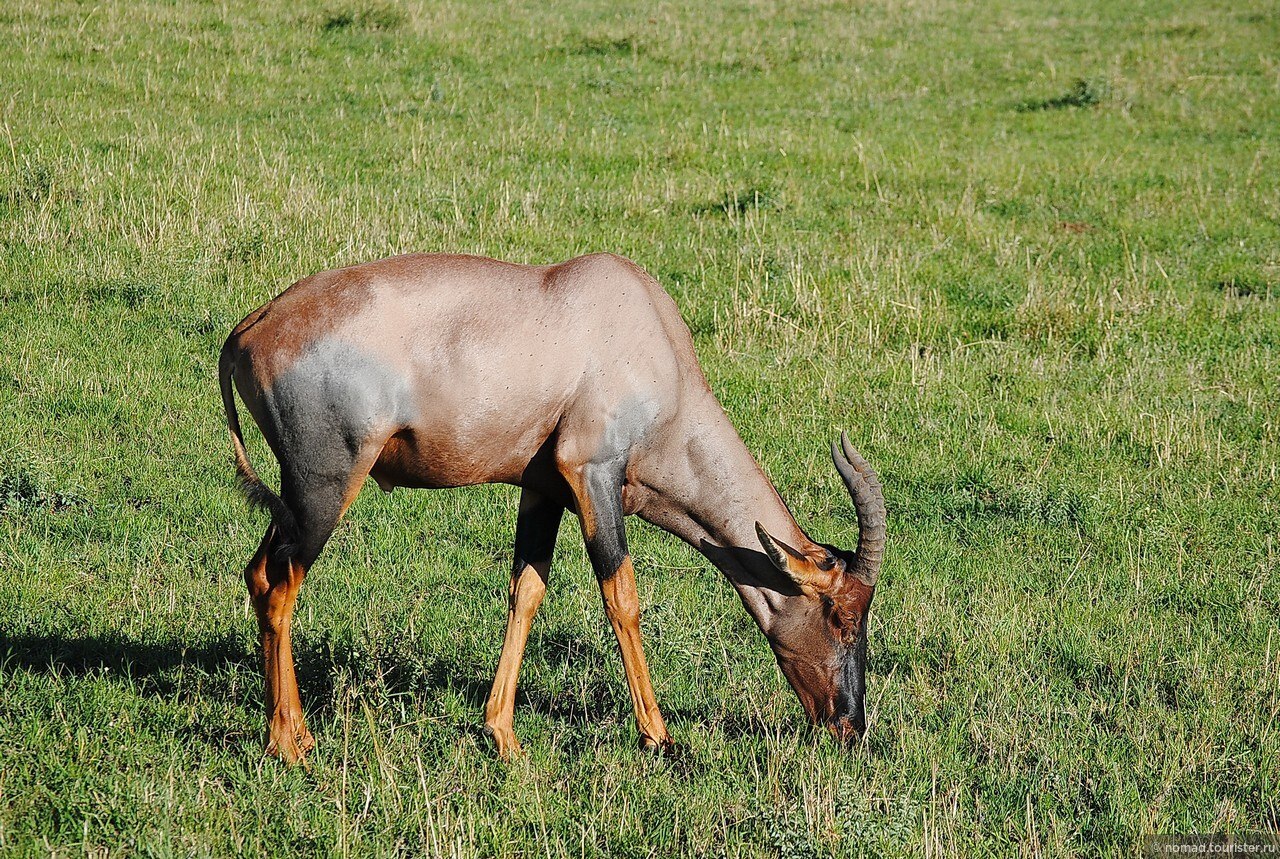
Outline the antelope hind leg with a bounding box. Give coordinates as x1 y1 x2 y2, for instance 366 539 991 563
483 489 563 758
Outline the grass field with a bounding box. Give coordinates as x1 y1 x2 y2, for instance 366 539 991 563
1 0 1278 855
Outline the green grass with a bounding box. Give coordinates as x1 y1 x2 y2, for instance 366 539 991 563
1 0 1277 854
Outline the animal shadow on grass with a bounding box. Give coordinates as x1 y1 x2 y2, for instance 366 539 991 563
0 626 819 762
0 627 657 754
294 635 493 720
0 629 261 747
0 627 494 749
0 629 255 691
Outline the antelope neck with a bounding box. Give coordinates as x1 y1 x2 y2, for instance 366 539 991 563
634 404 816 633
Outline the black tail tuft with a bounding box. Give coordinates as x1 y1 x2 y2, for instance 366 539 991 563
221 341 299 559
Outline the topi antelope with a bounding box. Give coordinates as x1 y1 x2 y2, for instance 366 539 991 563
219 252 885 761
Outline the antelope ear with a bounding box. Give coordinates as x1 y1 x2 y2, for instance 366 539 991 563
755 523 838 595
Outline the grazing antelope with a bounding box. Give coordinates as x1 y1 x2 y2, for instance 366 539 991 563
219 252 884 761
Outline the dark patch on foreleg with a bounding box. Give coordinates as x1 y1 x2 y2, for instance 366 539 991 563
568 460 673 751
579 457 629 578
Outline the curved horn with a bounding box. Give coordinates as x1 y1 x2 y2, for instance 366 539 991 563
831 431 886 585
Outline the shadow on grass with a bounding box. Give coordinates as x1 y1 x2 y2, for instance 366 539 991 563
0 630 255 684
296 640 494 716
1014 78 1104 112
0 628 494 751
0 628 843 756
0 627 492 713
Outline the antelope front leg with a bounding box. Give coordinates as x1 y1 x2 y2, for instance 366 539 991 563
598 556 672 751
568 462 673 752
483 490 562 758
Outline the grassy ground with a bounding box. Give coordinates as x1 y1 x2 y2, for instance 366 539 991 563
1 0 1277 855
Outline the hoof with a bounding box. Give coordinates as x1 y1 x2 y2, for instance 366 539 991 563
265 720 314 765
638 734 676 756
482 723 523 760
264 736 307 765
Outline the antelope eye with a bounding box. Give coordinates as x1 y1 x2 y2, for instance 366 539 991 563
824 599 857 640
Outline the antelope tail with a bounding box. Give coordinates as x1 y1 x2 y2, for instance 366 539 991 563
218 342 297 543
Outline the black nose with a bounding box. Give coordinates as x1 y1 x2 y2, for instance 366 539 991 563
830 712 864 746
830 692 866 746
851 705 866 737
834 670 866 743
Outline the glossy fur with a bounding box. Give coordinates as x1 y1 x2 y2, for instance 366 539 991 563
219 252 884 761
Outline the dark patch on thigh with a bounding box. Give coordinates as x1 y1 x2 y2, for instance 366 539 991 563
261 339 415 563
264 338 414 480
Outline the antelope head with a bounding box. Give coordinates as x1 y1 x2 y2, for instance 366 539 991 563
754 432 886 744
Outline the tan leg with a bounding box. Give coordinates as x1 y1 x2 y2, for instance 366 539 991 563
483 558 548 758
483 489 562 758
599 557 672 751
244 527 314 763
561 460 673 752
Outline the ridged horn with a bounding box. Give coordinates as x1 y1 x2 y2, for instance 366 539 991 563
831 431 885 586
